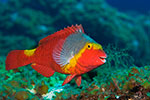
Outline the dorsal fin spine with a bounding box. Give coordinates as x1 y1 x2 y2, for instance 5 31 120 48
64 24 84 35
39 24 84 45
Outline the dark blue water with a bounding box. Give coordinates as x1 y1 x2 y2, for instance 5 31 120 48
0 0 8 3
106 0 150 14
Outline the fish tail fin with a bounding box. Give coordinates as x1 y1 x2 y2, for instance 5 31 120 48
5 49 36 70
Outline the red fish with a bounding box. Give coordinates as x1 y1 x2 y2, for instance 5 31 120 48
5 25 107 86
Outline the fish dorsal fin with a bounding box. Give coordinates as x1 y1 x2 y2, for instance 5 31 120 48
52 39 74 67
63 24 85 35
55 24 84 37
39 24 84 45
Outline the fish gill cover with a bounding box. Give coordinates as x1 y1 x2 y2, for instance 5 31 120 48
0 0 150 100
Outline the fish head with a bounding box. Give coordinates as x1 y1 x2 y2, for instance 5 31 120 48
53 31 107 71
77 42 107 68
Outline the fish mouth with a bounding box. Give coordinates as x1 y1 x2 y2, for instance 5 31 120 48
99 56 106 63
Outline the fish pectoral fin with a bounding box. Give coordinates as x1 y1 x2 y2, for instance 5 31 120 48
62 74 76 86
52 39 66 67
31 63 55 77
74 75 82 87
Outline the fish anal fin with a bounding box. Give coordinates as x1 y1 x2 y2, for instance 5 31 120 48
75 75 82 87
62 74 76 86
31 63 55 77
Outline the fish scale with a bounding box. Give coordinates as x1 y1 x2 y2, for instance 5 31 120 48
5 24 107 86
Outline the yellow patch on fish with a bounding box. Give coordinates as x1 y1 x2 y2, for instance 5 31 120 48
75 42 102 59
93 43 103 50
61 57 77 73
61 44 88 73
61 42 103 73
24 49 36 56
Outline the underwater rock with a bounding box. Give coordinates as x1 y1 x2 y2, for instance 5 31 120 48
55 66 150 100
15 91 29 100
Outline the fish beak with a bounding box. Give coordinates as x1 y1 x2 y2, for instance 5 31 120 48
99 50 107 63
99 56 107 63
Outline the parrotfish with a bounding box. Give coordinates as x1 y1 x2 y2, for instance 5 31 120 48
5 25 107 86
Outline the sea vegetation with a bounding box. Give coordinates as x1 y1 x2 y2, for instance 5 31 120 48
0 56 66 100
60 66 150 100
1 45 150 99
0 0 150 100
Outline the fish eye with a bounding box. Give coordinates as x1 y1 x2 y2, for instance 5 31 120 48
87 43 92 49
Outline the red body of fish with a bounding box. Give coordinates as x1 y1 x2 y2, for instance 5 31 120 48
5 25 107 86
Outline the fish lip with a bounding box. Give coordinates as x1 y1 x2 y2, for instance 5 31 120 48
99 56 106 63
99 56 107 59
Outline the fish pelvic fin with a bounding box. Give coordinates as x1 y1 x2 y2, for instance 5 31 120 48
5 49 36 70
75 75 82 87
62 74 76 86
